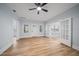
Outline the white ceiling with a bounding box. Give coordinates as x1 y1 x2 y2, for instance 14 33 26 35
7 3 77 22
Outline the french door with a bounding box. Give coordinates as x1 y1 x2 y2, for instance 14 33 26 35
61 18 72 47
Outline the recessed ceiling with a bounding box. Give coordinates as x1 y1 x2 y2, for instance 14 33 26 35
7 3 78 22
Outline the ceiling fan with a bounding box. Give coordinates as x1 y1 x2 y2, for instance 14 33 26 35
29 3 48 14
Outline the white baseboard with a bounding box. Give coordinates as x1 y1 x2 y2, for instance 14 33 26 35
72 45 79 51
20 36 32 39
20 35 45 39
0 41 13 55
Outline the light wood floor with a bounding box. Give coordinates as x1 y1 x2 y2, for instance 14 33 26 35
1 37 79 56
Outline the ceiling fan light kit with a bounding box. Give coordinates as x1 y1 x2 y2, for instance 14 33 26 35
37 7 41 11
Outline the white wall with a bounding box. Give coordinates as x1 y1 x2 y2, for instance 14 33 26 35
46 4 79 50
19 19 45 38
0 4 18 54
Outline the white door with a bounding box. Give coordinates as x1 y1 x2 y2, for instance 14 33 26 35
13 20 20 40
31 24 38 37
61 18 72 47
46 24 51 37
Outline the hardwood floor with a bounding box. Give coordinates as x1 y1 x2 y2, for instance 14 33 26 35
1 37 79 56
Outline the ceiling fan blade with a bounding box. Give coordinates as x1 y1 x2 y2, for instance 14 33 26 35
34 3 41 6
42 8 48 12
37 11 39 14
29 8 36 10
41 3 47 7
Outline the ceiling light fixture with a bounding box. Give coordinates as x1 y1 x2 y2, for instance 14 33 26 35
37 7 41 11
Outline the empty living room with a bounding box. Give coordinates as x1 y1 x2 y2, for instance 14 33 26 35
0 1 79 58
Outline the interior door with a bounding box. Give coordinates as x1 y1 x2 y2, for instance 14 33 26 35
61 18 72 47
46 24 51 37
31 24 38 37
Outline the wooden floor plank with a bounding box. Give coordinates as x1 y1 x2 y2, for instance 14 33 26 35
1 37 79 56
